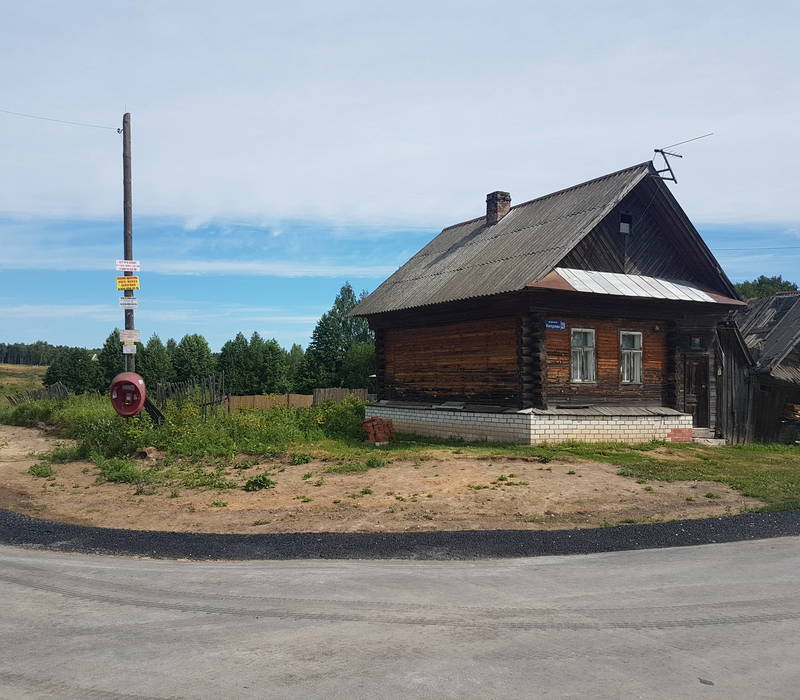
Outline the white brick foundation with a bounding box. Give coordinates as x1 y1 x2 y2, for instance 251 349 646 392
366 404 693 444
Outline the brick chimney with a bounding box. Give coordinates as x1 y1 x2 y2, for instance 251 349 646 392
486 191 511 225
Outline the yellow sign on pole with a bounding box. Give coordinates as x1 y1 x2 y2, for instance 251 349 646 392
116 276 140 290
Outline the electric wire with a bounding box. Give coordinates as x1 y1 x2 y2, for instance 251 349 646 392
0 107 116 131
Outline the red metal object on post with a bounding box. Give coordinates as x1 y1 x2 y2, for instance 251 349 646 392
110 372 147 417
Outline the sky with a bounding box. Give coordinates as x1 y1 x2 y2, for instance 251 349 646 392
1 1 799 351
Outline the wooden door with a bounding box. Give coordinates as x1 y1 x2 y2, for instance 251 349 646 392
684 355 709 427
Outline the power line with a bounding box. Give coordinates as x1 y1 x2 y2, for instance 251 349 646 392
0 107 116 131
714 245 800 251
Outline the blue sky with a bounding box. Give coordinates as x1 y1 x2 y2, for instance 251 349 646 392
1 1 799 350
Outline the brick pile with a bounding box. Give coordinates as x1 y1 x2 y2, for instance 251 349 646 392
362 417 395 445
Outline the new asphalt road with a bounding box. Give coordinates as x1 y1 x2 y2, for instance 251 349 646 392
1 537 799 699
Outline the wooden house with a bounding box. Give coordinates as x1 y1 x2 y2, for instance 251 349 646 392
353 162 745 444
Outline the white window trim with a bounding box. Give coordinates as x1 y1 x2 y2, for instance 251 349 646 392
570 327 596 384
620 330 643 385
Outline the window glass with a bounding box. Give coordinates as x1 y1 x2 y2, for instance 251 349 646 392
620 331 643 384
571 329 596 382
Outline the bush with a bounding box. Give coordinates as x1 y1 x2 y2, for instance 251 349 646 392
307 395 366 440
243 473 277 491
95 456 149 483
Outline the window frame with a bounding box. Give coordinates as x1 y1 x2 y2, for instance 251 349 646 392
620 330 643 385
570 327 597 384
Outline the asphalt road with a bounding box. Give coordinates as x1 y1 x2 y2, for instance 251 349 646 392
1 538 799 699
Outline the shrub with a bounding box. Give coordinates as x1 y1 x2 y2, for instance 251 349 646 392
28 463 54 478
243 473 277 491
95 456 148 484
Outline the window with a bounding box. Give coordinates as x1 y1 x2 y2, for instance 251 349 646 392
620 331 643 384
619 213 633 234
571 329 596 382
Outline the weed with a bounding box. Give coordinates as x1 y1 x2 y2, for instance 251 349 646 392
360 487 373 495
567 470 576 475
313 478 324 487
705 492 721 499
422 513 434 520
28 463 54 478
210 500 228 507
299 496 312 503
636 479 647 484
467 484 490 490
289 452 313 465
169 489 180 498
134 484 157 495
365 455 387 468
686 497 694 502
302 472 313 480
243 473 277 491
332 499 341 504
496 475 508 482
324 461 369 474
252 519 269 526
643 486 653 492
426 493 433 498
47 444 88 463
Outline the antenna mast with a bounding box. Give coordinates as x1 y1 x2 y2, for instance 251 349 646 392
652 132 714 183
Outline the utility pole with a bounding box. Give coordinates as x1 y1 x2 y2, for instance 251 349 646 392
122 112 135 372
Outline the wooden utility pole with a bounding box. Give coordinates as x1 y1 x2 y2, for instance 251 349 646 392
122 112 135 372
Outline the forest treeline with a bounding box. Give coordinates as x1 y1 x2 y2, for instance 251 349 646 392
7 283 375 395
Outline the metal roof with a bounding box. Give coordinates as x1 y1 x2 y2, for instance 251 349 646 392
735 292 800 382
352 163 652 315
539 267 739 304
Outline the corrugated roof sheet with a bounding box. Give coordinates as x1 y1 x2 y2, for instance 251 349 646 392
353 163 652 315
545 268 730 303
735 292 800 382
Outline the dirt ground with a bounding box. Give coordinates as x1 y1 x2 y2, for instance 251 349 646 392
0 425 764 534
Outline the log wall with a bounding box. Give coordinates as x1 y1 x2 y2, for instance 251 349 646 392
382 317 519 404
544 315 669 405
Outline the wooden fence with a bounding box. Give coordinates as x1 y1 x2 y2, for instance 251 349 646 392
312 387 368 405
152 374 227 417
4 381 72 406
227 394 313 411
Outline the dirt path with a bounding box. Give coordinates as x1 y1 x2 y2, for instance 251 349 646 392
0 425 764 533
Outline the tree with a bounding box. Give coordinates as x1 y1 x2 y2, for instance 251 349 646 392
340 341 375 389
164 338 178 381
96 330 123 389
137 334 173 387
734 275 798 299
257 338 289 394
296 282 374 392
285 343 304 391
44 348 102 394
217 332 251 394
172 334 215 381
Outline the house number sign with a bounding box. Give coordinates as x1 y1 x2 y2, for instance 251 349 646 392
545 320 566 330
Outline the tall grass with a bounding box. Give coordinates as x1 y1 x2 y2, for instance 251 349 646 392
0 392 366 461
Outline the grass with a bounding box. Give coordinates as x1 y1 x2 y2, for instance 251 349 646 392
0 363 46 401
4 393 800 513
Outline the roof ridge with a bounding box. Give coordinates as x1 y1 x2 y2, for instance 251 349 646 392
439 161 653 233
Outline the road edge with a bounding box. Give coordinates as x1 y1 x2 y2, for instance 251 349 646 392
1 507 799 559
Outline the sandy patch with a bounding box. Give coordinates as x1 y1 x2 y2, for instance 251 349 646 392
0 425 763 534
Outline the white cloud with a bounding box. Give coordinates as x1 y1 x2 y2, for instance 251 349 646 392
0 2 797 228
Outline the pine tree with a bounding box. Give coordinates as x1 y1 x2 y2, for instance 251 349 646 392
172 334 216 382
296 282 374 392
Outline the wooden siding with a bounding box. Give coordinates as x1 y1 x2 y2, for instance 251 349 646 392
559 178 725 293
382 317 520 405
544 316 668 405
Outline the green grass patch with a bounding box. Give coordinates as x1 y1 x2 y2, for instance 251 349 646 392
28 463 54 478
242 473 277 491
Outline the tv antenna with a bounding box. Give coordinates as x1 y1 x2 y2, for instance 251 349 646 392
653 132 714 183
